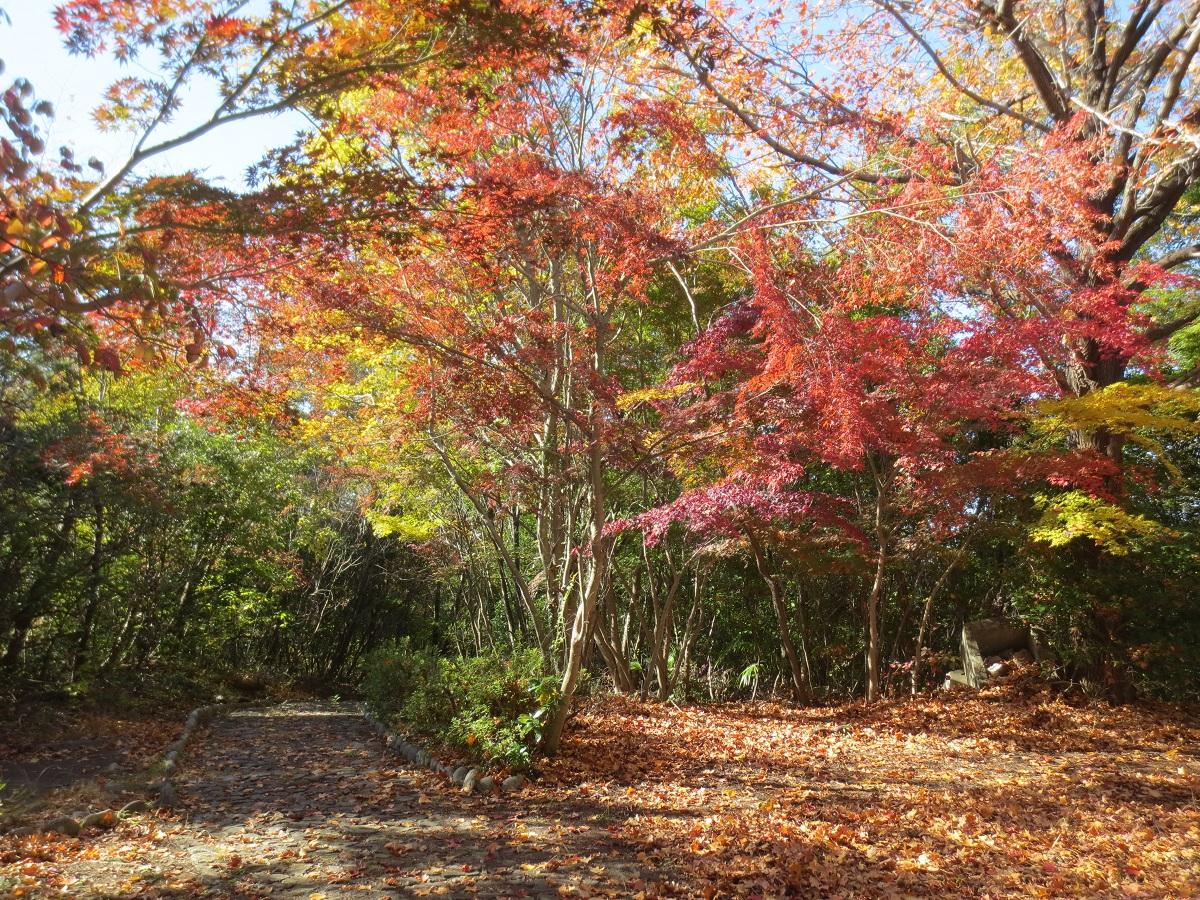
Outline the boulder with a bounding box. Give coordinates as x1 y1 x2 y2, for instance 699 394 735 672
451 766 469 785
462 769 480 794
944 669 973 692
43 816 81 837
501 774 526 793
119 799 151 818
80 809 116 830
477 777 495 794
158 782 179 808
961 619 1032 688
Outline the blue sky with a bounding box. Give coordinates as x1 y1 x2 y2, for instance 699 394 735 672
3 2 307 189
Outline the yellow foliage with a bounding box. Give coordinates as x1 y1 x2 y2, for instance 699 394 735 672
1035 382 1200 480
1030 491 1177 556
616 381 696 410
365 508 440 541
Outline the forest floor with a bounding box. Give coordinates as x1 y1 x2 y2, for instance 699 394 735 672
0 687 1197 899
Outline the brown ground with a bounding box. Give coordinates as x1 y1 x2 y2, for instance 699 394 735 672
1 688 1197 898
1 702 667 898
0 708 181 831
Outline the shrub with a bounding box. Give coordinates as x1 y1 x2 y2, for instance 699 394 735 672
362 638 444 722
361 644 560 769
441 650 561 768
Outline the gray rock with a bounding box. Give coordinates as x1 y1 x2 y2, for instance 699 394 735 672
9 825 37 837
501 774 527 793
167 740 186 755
80 809 116 830
961 619 1033 688
158 782 179 808
161 758 176 774
43 816 81 837
944 669 974 691
462 768 480 794
477 777 495 794
451 766 469 784
119 799 151 818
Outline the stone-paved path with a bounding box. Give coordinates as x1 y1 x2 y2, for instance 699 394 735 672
38 702 668 898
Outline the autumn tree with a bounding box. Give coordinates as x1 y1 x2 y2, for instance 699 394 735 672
654 0 1200 463
208 2 737 747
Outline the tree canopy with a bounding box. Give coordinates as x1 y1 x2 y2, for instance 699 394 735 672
2 0 1199 732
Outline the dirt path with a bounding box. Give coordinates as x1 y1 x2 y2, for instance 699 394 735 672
8 702 668 898
6 693 1197 898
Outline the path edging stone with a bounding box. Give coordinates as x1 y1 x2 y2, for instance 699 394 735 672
361 705 528 796
1 702 224 838
156 702 224 808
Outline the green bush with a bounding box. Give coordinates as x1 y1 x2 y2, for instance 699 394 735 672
362 638 445 722
361 644 560 769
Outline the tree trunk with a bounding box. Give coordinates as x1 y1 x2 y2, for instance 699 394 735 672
864 458 891 703
911 530 974 694
748 534 811 703
2 509 77 673
542 437 608 753
70 504 106 681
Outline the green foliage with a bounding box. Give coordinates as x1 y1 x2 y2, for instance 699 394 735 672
0 357 440 696
362 638 448 726
362 645 560 769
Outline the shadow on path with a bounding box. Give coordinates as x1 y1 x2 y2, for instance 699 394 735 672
53 701 672 898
